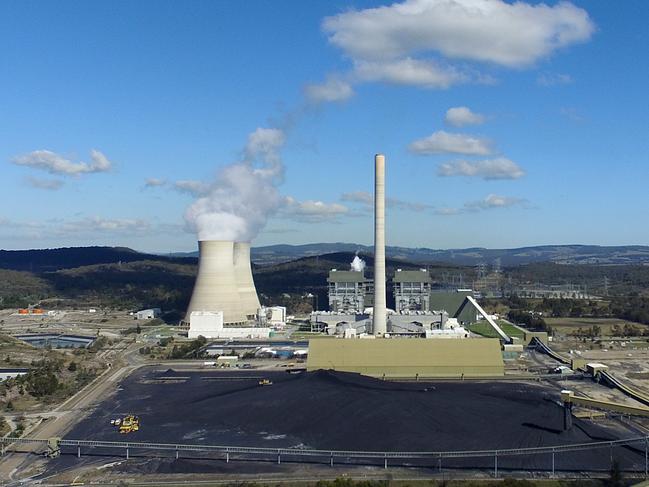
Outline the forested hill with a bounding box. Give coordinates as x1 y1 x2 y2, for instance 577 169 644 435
0 246 196 272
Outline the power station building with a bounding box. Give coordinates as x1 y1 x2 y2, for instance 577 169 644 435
327 269 373 313
393 269 431 312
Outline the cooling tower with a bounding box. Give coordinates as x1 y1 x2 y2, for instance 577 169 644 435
373 153 387 336
233 241 261 319
184 240 247 324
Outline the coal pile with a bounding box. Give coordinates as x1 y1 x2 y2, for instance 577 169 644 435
59 368 645 473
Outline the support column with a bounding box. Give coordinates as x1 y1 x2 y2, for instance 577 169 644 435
552 449 555 477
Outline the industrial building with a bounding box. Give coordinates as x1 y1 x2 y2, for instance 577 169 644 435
187 311 271 339
393 269 431 312
136 308 161 320
306 338 504 378
429 289 479 326
327 269 373 313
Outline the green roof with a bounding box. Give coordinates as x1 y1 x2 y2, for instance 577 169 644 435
393 270 431 283
327 270 368 283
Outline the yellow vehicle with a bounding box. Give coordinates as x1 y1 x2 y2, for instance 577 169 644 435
258 379 273 386
118 415 140 434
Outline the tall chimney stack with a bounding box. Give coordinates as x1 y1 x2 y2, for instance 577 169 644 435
373 154 387 336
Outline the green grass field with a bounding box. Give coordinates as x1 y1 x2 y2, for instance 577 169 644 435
468 320 525 339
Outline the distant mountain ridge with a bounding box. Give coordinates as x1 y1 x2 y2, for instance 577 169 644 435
2 243 649 273
0 246 196 273
173 243 649 266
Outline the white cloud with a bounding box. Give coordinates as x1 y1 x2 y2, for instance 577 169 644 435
13 149 113 176
323 0 594 68
341 191 373 206
445 106 485 127
174 180 211 196
144 178 167 188
434 194 526 215
409 130 492 155
465 193 526 210
283 197 349 223
245 128 285 163
434 207 462 216
537 72 573 86
353 58 466 89
305 76 354 103
341 191 432 212
60 216 149 234
25 176 65 190
387 197 433 212
438 157 524 180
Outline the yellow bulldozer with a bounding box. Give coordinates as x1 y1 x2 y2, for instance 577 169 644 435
111 415 140 434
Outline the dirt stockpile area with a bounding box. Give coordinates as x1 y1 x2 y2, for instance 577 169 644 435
57 368 645 473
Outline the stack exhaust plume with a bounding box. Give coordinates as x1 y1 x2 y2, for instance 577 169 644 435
373 154 387 336
233 242 261 319
185 240 247 325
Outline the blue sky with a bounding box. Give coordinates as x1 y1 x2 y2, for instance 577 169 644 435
1 0 648 252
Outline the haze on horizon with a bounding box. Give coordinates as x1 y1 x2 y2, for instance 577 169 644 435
1 0 648 254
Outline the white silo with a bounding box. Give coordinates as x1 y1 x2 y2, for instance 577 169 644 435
233 241 261 319
184 240 247 325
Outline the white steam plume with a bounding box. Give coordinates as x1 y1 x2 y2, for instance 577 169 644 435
184 127 286 242
351 255 366 272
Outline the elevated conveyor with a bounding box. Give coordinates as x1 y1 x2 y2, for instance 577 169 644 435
465 295 511 343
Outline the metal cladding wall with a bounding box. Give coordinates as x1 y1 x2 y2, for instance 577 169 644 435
233 242 261 319
429 291 477 324
306 338 504 378
184 240 247 324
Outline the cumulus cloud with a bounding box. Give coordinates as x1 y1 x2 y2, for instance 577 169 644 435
323 0 594 68
537 72 573 86
305 76 354 103
309 0 593 100
409 130 493 155
437 157 524 180
25 176 65 190
13 149 113 176
144 178 167 188
445 106 485 127
353 58 466 89
282 197 349 223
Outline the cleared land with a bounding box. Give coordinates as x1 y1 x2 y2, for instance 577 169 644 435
545 317 648 336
